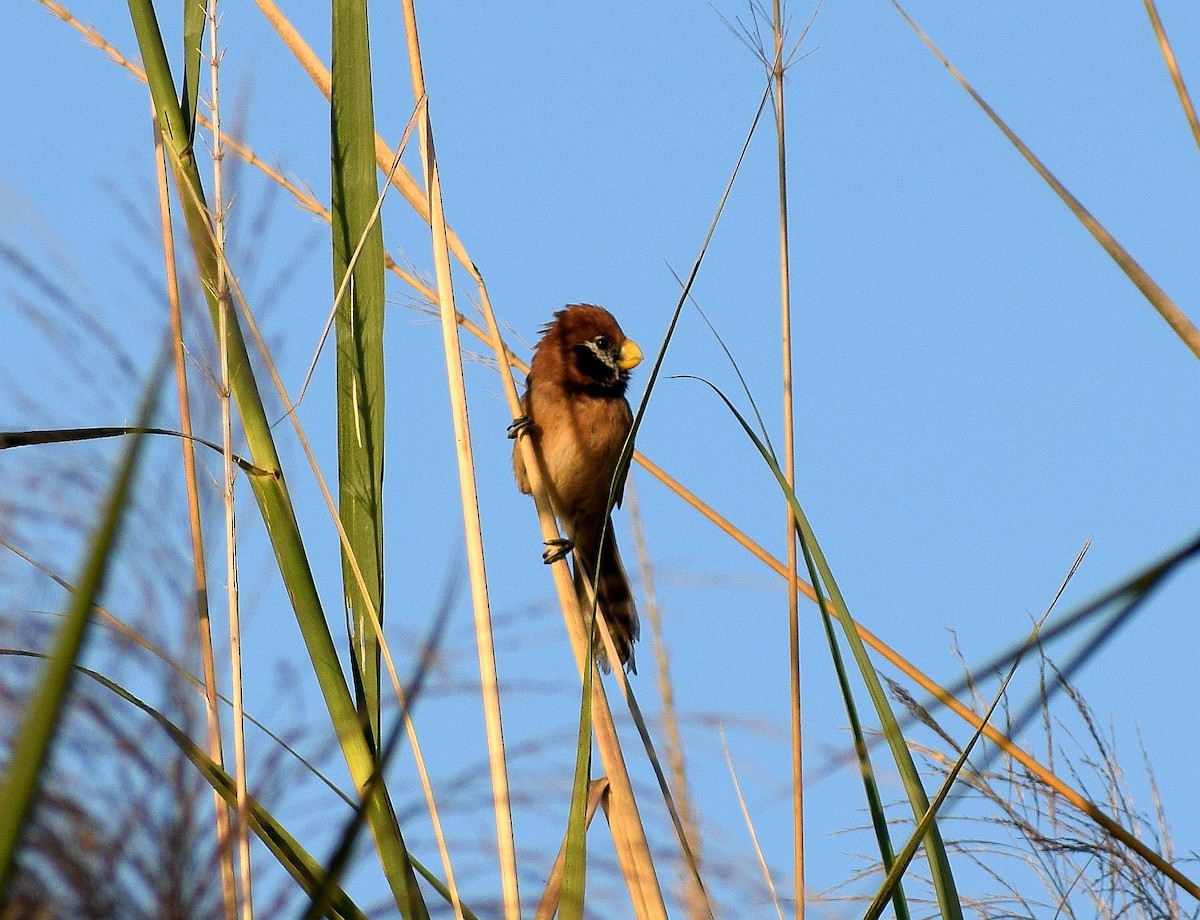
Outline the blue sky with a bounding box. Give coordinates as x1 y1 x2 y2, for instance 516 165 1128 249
3 0 1199 914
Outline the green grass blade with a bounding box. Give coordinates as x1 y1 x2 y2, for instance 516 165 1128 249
690 307 906 914
0 426 263 473
125 4 428 914
561 658 596 920
331 0 387 756
0 356 164 898
181 0 206 143
812 577 911 920
302 600 454 920
687 376 963 920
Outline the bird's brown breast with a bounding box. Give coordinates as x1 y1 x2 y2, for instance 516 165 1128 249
534 388 632 522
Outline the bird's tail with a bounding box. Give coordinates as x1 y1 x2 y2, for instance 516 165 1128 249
573 517 640 673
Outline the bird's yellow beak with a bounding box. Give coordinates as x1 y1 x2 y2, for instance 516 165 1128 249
617 339 643 371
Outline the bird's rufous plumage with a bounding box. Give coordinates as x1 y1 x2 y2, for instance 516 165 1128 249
512 304 643 671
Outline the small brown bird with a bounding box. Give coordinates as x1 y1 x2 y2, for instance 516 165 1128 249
511 304 644 672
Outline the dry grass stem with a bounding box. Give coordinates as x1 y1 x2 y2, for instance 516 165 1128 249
764 3 805 914
204 6 254 913
152 107 238 920
721 727 787 920
396 1 519 912
1143 0 1200 156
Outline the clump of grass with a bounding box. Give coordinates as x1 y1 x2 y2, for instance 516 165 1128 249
883 646 1199 919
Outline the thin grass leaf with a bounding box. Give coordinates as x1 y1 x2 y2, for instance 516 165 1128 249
0 351 165 898
561 658 596 920
684 375 964 920
812 567 910 920
0 426 263 474
680 370 908 915
181 0 205 144
125 4 429 914
686 307 910 915
535 780 610 920
331 0 387 756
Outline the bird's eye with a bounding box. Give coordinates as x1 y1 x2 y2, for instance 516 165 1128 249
594 336 611 351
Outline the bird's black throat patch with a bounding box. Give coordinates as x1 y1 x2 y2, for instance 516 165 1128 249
572 340 629 393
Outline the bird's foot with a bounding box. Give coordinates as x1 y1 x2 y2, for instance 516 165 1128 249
507 415 532 439
542 538 574 564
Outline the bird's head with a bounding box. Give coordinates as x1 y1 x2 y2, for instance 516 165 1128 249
538 304 642 394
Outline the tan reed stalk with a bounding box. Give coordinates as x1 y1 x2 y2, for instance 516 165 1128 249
395 3 520 915
152 113 238 920
204 7 253 914
410 111 498 920
721 727 787 920
1143 0 1200 155
627 482 708 920
385 0 668 910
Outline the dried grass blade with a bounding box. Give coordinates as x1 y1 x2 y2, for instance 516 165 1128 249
893 0 1200 361
154 95 238 920
721 728 786 920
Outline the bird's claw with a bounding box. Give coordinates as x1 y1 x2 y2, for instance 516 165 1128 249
507 415 532 440
542 538 574 564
